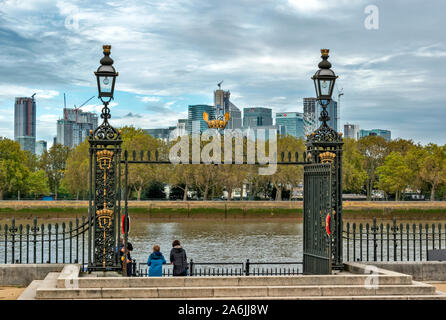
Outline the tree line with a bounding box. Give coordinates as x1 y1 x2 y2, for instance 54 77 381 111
0 128 445 201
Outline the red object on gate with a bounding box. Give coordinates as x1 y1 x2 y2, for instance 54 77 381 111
122 214 130 235
326 213 331 235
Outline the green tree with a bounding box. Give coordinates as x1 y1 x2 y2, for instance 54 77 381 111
418 144 446 201
63 141 89 200
357 136 389 200
121 126 165 200
0 138 30 199
40 143 70 200
342 138 367 193
376 152 411 201
26 170 50 199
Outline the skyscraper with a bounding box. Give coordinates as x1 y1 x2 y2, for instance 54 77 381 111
14 96 36 153
144 128 171 141
303 98 338 136
275 112 304 138
344 123 360 140
303 98 317 136
35 140 47 156
57 108 98 148
360 129 391 141
214 88 242 130
187 104 216 133
243 107 273 128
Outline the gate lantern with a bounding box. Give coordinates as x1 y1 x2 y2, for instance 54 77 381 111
88 45 123 272
95 45 118 102
303 49 344 273
312 49 338 103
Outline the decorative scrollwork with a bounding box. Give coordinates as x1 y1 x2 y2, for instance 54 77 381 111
307 124 342 144
91 102 121 141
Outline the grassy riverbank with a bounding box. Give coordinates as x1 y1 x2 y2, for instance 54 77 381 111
0 201 446 221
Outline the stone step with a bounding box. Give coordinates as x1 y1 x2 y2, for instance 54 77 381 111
36 283 436 300
63 274 412 289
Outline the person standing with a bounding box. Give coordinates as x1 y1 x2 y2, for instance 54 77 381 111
147 245 167 277
170 239 188 276
120 240 134 276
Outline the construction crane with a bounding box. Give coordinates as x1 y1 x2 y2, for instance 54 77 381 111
31 93 37 99
337 88 344 133
73 95 95 123
217 80 223 89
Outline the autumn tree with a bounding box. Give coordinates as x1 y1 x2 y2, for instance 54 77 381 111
418 144 446 201
357 136 389 200
121 126 165 200
40 144 70 200
376 152 412 201
63 140 89 200
342 138 367 193
0 138 30 199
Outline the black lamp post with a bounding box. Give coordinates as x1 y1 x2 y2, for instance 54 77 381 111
304 49 344 272
88 45 123 273
95 45 118 124
311 49 338 127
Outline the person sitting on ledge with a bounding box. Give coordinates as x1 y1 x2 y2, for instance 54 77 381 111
147 244 167 277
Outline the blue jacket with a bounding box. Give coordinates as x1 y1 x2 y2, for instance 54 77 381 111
147 251 166 277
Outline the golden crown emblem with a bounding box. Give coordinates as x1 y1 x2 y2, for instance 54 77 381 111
203 111 230 129
96 208 114 229
319 151 336 163
321 49 330 57
97 150 114 170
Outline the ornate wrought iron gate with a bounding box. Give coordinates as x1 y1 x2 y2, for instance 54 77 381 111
303 163 332 274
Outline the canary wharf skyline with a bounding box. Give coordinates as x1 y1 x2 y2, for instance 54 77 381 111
0 0 445 146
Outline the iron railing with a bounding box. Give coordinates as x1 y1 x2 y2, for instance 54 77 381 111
343 218 446 262
2 216 445 269
0 217 90 265
135 259 303 277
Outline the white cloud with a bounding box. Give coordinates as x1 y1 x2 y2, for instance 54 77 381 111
139 96 161 103
0 85 58 100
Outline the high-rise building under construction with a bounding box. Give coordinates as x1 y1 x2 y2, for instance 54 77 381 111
57 108 98 148
14 96 36 154
214 85 242 130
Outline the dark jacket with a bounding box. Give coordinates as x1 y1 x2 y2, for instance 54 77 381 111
147 251 166 277
170 246 188 276
119 242 133 276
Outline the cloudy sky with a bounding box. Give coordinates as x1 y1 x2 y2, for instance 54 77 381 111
0 0 445 146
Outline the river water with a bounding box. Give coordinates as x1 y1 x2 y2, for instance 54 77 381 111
2 217 446 269
129 220 303 265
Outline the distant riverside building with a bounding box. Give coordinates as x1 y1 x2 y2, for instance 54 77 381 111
169 119 187 139
144 128 171 141
275 112 304 138
245 125 284 141
243 107 273 128
360 129 391 141
214 88 242 130
57 108 98 148
187 104 216 133
14 96 37 153
35 140 47 156
303 98 317 136
303 98 338 136
344 123 360 140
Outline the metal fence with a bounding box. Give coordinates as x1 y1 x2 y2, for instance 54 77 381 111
0 217 89 265
135 259 303 277
2 216 446 270
344 218 446 262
